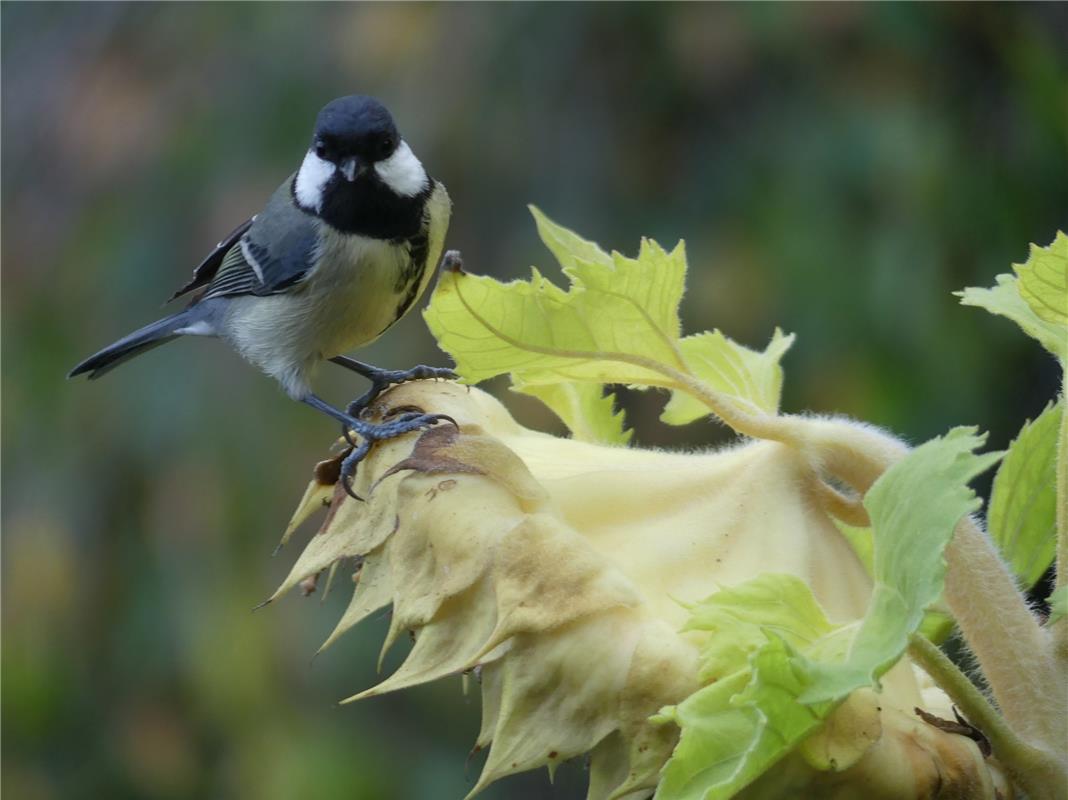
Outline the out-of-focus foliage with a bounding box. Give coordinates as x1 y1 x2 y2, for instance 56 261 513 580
2 4 1065 799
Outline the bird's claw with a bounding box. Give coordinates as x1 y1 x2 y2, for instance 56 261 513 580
337 412 456 500
338 437 372 500
345 364 458 418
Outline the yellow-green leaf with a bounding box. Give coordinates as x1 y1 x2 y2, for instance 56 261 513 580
802 428 1002 700
514 381 632 445
682 573 838 682
425 251 684 388
661 328 795 424
1015 231 1068 326
957 232 1068 360
988 400 1061 589
424 208 795 430
529 204 614 271
835 520 955 644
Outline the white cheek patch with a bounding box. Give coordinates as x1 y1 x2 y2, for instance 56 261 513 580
294 149 335 212
374 140 428 197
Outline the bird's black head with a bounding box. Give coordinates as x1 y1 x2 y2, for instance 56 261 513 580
294 95 431 237
311 95 400 178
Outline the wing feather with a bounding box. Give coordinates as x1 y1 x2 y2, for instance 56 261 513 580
167 216 255 302
196 175 320 301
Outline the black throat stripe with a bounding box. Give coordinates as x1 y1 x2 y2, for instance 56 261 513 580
308 172 432 240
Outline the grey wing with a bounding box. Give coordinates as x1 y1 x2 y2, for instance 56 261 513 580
201 176 320 301
167 216 255 302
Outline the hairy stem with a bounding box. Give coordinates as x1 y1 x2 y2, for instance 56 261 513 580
1059 383 1068 588
1055 367 1068 657
943 518 1063 748
908 634 1067 800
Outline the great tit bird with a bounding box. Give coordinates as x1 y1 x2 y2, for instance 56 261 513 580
69 95 456 494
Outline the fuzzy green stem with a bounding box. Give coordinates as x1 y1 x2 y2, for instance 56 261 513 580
908 634 1067 800
1057 369 1067 585
943 518 1061 744
1055 366 1068 657
1056 367 1067 580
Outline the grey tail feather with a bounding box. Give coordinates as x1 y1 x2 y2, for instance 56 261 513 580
68 311 193 380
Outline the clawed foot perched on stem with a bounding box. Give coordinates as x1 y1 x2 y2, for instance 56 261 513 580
336 410 455 499
329 356 457 418
301 394 456 500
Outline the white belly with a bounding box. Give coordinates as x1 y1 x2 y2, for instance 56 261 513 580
221 235 409 397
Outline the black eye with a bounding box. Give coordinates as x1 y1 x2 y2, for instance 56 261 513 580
314 141 328 159
380 137 395 156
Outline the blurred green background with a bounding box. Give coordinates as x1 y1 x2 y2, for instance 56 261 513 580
3 4 1065 799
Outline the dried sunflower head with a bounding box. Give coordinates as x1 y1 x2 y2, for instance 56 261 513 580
271 382 1010 800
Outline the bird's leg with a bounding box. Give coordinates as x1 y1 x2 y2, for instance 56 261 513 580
300 393 456 500
329 356 456 418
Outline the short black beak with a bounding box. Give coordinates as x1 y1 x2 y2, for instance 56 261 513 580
339 156 361 182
